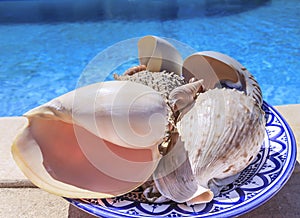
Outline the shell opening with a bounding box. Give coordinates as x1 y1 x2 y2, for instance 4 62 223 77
182 53 239 90
12 114 161 198
187 189 214 205
138 35 183 75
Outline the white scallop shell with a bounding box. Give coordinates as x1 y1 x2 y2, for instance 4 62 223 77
153 88 265 204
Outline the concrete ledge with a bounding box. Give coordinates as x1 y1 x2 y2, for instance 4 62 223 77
0 117 34 187
275 104 300 162
0 188 69 218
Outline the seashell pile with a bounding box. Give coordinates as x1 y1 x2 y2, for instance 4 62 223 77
11 35 265 205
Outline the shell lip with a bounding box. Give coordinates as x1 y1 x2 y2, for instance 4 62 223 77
11 117 159 199
11 127 115 199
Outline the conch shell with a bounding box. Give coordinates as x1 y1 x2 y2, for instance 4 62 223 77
12 81 168 198
11 35 266 206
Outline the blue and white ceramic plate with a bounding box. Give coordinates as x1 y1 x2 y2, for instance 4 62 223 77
67 102 297 217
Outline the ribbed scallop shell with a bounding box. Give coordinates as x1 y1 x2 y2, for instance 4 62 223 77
153 88 265 204
178 88 265 178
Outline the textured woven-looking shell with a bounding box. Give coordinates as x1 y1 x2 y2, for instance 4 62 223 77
114 71 185 99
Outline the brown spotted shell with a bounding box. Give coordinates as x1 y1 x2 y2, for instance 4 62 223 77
153 88 265 204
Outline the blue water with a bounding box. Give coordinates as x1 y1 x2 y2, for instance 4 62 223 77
0 0 299 116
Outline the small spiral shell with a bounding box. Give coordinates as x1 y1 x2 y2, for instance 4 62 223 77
124 65 147 76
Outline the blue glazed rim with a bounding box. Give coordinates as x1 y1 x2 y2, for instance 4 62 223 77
66 101 297 218
204 101 297 217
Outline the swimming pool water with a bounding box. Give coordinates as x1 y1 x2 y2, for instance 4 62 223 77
0 0 299 116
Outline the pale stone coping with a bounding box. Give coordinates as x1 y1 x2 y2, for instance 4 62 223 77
0 188 69 218
0 104 299 187
0 117 34 187
274 104 300 167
